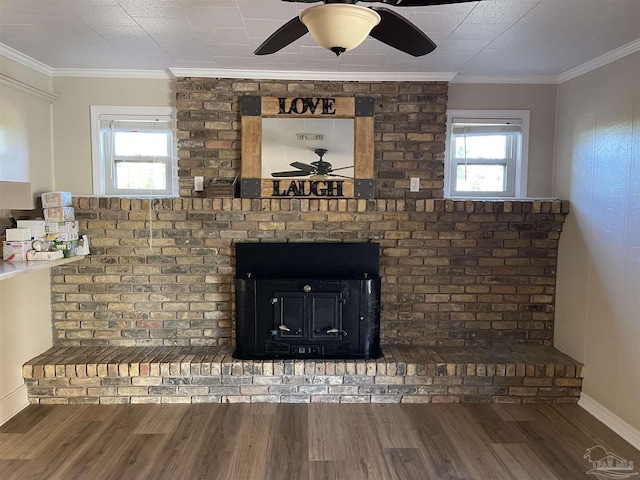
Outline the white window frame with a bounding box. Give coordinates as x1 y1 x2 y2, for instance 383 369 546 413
90 106 178 197
444 110 529 199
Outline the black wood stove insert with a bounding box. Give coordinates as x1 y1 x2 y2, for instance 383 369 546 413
234 243 381 360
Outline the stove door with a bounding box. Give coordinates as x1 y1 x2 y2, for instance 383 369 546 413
272 290 343 341
272 292 305 339
239 277 380 359
310 293 343 340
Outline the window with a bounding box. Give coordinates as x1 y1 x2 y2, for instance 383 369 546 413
445 110 529 198
91 106 177 196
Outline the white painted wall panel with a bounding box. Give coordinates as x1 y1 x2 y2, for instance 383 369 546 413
555 51 640 431
0 270 53 425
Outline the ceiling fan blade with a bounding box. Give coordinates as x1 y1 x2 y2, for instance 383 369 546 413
289 162 315 172
360 0 477 6
327 174 354 179
329 165 354 172
272 171 312 177
254 17 309 55
369 7 436 57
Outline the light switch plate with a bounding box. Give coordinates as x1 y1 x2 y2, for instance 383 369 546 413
410 177 420 192
194 176 204 192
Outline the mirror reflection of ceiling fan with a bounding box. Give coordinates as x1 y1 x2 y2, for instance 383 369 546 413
271 149 353 179
254 0 479 57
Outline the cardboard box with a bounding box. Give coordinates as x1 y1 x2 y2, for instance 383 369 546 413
17 220 46 239
45 221 79 242
6 228 32 241
26 250 64 261
43 207 75 222
41 191 72 208
47 232 79 242
45 221 79 234
2 240 32 261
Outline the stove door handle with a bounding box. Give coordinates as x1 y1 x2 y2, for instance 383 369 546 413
278 325 302 334
326 328 347 336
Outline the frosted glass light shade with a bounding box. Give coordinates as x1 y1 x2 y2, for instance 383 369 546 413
300 4 381 53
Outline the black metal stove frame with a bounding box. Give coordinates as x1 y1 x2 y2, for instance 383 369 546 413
233 243 382 360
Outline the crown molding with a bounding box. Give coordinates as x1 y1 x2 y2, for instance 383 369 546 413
0 43 53 76
558 38 640 84
51 68 173 79
451 74 558 84
0 72 58 102
3 38 640 86
169 68 456 82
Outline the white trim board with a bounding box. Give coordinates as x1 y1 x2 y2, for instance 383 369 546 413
52 68 173 79
0 43 52 77
169 68 457 82
2 37 640 84
0 384 29 427
0 72 58 103
558 38 640 83
450 75 558 84
578 393 640 451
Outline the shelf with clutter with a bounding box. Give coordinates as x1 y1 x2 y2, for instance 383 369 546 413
1 191 88 281
0 255 85 281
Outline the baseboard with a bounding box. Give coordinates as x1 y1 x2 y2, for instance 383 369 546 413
0 384 29 427
579 393 640 451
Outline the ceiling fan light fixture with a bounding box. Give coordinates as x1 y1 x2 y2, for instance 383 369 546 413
299 4 381 56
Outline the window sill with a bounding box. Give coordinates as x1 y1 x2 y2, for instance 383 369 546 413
446 197 560 202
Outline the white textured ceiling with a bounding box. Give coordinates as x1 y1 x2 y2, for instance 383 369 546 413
0 0 639 77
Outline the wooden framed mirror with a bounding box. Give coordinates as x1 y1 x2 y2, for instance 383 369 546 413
240 96 375 199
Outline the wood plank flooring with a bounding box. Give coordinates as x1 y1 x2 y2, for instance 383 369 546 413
0 404 638 480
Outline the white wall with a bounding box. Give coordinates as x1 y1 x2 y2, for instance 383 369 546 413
0 56 55 206
52 76 174 195
554 51 640 431
0 270 53 425
0 56 56 424
448 83 557 198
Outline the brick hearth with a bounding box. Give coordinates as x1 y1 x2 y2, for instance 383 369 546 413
23 345 582 405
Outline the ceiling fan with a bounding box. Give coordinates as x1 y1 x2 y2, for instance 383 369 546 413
271 149 353 179
254 0 479 57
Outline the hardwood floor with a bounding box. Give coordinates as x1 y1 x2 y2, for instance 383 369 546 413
0 404 638 479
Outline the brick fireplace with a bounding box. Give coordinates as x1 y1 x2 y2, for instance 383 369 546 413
50 197 567 349
23 78 581 405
